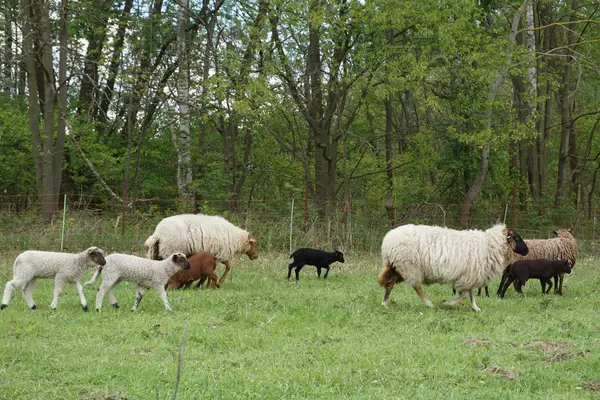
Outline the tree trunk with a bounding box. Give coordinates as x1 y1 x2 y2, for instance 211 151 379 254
554 0 578 207
175 0 193 201
98 0 133 124
385 94 394 227
77 0 110 117
459 1 526 228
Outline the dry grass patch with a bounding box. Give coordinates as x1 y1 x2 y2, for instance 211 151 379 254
521 340 570 352
582 381 600 393
463 338 491 346
484 366 518 380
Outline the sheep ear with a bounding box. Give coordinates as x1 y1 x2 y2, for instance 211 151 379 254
172 254 179 262
249 238 256 244
553 230 558 235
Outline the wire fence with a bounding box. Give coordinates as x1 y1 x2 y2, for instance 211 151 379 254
0 194 598 256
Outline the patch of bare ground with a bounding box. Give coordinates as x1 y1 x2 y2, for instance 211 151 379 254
521 340 570 352
582 381 600 393
484 366 518 380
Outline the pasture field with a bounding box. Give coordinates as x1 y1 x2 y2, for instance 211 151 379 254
1 252 599 399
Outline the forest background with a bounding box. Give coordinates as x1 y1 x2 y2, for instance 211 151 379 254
1 0 600 252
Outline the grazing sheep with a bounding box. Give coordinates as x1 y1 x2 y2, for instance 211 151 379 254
287 248 345 280
1 247 106 311
85 253 190 312
497 259 573 298
166 252 220 290
144 214 258 285
377 223 528 312
497 229 578 296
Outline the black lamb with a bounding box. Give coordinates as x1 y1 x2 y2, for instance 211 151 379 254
497 259 572 298
288 248 345 280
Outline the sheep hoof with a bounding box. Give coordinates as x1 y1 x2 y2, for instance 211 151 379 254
96 309 101 312
50 307 56 311
112 303 120 309
472 306 482 312
1 304 8 310
30 305 37 310
82 305 89 312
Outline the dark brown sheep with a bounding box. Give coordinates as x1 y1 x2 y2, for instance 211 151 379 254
166 252 220 290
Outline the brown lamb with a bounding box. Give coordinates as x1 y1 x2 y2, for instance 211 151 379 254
166 252 220 290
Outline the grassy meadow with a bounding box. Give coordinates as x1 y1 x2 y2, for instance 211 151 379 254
1 251 600 399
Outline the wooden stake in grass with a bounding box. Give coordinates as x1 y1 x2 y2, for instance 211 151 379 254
173 324 189 400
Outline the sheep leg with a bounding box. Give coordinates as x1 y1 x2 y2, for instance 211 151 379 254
323 266 330 279
496 267 510 297
287 264 295 279
131 285 146 312
413 285 434 308
208 273 219 288
154 286 173 312
2 278 28 309
544 278 553 294
195 278 206 289
50 278 65 310
295 265 305 281
556 273 564 296
106 288 119 309
468 290 481 312
515 280 525 296
22 279 37 309
72 281 89 311
498 275 515 298
96 281 115 311
442 291 468 307
218 261 231 285
316 266 322 278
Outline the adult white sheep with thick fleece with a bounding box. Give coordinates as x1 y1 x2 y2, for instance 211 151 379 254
377 223 529 312
1 247 106 311
85 252 190 312
144 214 258 285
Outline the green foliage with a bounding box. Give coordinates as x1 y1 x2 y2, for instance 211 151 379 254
0 96 36 194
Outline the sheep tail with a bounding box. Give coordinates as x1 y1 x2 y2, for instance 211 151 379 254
84 267 102 286
145 234 160 260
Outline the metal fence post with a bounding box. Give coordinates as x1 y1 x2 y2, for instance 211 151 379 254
60 193 67 251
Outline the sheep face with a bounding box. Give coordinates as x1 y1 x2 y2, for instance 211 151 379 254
560 260 573 274
171 253 191 270
553 229 575 239
506 230 528 256
244 237 259 260
87 247 107 266
335 251 345 263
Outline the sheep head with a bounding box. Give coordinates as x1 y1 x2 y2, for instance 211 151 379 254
553 229 575 239
87 247 107 266
334 250 345 263
245 237 259 260
171 253 190 270
506 230 528 256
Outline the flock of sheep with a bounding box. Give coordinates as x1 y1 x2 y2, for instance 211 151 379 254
0 212 578 313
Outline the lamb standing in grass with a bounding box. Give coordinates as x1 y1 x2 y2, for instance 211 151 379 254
1 247 106 311
166 252 220 290
288 248 345 280
377 223 528 312
497 229 578 296
85 253 190 312
498 259 573 297
144 214 258 285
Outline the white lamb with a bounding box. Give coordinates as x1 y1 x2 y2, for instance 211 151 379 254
85 252 190 312
1 247 106 311
144 214 258 285
377 223 529 312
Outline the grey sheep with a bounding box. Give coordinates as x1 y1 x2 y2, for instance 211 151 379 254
85 252 190 312
1 247 106 311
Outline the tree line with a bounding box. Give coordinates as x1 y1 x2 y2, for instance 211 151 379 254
0 0 598 228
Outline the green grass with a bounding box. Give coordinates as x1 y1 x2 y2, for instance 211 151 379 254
1 252 599 399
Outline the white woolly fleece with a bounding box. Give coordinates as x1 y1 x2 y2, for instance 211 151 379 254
144 214 251 262
381 224 512 291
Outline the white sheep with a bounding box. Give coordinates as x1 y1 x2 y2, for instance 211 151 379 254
85 252 190 312
1 247 106 311
144 214 258 285
377 223 529 312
